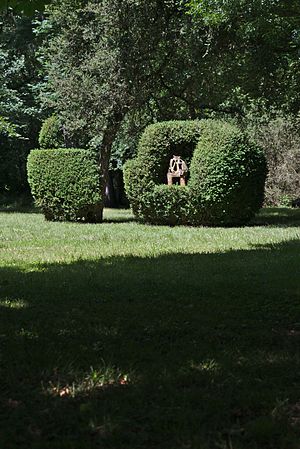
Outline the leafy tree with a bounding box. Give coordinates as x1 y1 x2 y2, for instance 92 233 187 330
0 7 44 194
186 0 300 112
3 0 298 205
42 0 208 200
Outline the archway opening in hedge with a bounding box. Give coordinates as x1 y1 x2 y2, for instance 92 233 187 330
124 120 267 226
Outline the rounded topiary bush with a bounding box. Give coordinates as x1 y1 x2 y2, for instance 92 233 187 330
39 115 65 149
27 149 103 222
124 120 202 225
188 120 267 225
124 120 267 226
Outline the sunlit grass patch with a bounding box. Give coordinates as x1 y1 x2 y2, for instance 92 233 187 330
190 358 220 374
46 365 132 399
0 298 28 309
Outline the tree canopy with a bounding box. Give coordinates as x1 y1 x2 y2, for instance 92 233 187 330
1 0 300 204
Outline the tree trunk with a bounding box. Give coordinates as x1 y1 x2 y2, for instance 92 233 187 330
104 171 117 208
98 111 124 216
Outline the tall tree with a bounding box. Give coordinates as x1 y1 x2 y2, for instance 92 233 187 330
42 0 300 212
186 0 300 112
43 0 210 202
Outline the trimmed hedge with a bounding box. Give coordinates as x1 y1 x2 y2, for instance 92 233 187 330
188 120 267 225
39 115 65 149
124 120 267 226
27 149 103 222
124 120 202 225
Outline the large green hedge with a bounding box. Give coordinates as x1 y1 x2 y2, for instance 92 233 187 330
124 120 267 226
189 120 267 225
27 149 103 222
124 120 202 225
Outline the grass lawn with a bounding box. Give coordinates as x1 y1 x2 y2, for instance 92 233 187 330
0 207 300 449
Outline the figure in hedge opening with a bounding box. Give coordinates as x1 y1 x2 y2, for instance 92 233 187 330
167 155 188 186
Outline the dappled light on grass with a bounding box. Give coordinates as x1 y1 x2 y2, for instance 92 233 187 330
46 366 131 399
0 298 28 309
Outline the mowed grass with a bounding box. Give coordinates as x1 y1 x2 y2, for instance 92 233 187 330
0 207 300 449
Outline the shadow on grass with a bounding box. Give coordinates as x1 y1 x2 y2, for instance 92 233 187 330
252 207 300 227
1 240 300 448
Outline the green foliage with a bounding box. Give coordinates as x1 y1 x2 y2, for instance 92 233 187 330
189 120 267 225
186 0 300 113
39 115 65 149
39 0 227 189
241 113 300 207
38 0 300 202
0 116 20 138
124 120 267 226
0 9 44 194
0 1 50 15
43 0 199 143
27 149 103 222
186 0 228 26
0 116 28 194
1 0 299 205
149 185 192 226
124 120 202 224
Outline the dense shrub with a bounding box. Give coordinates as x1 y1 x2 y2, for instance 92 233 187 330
148 185 192 226
124 120 267 226
188 121 267 225
243 114 300 206
39 115 65 149
27 149 103 222
124 120 202 223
